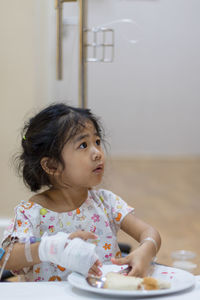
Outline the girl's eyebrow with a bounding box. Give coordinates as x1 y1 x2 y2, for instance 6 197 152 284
74 134 89 143
74 132 99 143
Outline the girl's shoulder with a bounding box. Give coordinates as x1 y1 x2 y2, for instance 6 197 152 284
18 192 51 211
29 193 48 207
90 188 121 203
14 201 41 220
15 194 46 215
90 189 132 209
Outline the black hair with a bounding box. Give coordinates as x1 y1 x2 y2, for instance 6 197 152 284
17 103 104 192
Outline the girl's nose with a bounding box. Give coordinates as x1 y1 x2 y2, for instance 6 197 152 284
92 147 102 161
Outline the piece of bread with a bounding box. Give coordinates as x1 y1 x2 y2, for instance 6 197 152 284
104 272 170 291
104 272 143 290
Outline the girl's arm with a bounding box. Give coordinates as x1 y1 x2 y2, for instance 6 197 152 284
121 213 161 253
0 231 102 275
0 242 40 270
111 213 161 277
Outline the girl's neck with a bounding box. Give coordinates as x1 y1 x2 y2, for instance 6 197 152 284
37 187 89 213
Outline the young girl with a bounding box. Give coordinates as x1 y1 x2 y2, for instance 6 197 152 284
0 103 161 282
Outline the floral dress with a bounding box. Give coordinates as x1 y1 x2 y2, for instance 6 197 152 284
2 189 134 281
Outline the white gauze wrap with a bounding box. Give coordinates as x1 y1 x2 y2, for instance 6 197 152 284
38 232 98 276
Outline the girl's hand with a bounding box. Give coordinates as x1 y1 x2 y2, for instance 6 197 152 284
111 245 154 278
69 230 102 276
39 232 101 276
69 230 98 241
88 259 103 277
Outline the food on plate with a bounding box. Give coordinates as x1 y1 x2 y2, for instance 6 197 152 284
104 272 171 290
104 272 143 290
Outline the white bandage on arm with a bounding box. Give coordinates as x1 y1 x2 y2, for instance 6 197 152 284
60 238 98 276
38 232 99 276
38 232 71 264
25 239 33 262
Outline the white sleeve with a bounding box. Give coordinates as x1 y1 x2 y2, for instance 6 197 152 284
98 189 134 232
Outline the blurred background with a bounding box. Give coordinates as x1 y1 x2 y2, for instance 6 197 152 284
0 0 200 274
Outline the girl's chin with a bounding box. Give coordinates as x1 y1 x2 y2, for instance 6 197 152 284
86 181 102 189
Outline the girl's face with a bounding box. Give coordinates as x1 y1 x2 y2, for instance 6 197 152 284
56 121 105 189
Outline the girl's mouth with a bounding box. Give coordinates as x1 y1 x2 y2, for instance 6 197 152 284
93 164 104 173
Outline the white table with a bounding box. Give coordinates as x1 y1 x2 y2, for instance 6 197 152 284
0 277 200 300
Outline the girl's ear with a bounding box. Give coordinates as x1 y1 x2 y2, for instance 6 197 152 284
40 157 60 175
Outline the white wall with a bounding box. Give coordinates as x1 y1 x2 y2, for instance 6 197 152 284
0 0 49 217
48 0 200 156
85 0 200 156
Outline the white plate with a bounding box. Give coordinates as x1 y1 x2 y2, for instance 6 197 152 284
68 264 195 298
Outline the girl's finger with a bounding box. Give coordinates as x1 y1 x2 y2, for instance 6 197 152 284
84 232 98 240
128 269 138 277
68 230 82 239
111 256 129 265
88 264 102 276
95 259 103 267
128 266 142 278
69 231 98 240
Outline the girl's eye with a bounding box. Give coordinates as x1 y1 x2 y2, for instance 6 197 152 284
79 142 87 149
96 139 101 146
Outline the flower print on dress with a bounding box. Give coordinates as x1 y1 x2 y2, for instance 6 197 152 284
90 225 96 233
17 220 22 227
57 265 66 272
106 235 112 239
99 195 104 203
21 201 34 210
48 276 62 281
91 214 100 222
48 225 55 233
103 243 111 250
105 221 109 227
116 204 122 209
103 207 108 217
100 194 109 207
35 276 44 282
24 228 29 234
58 218 63 228
40 208 48 218
115 212 122 222
105 253 112 259
115 251 122 258
35 267 40 274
